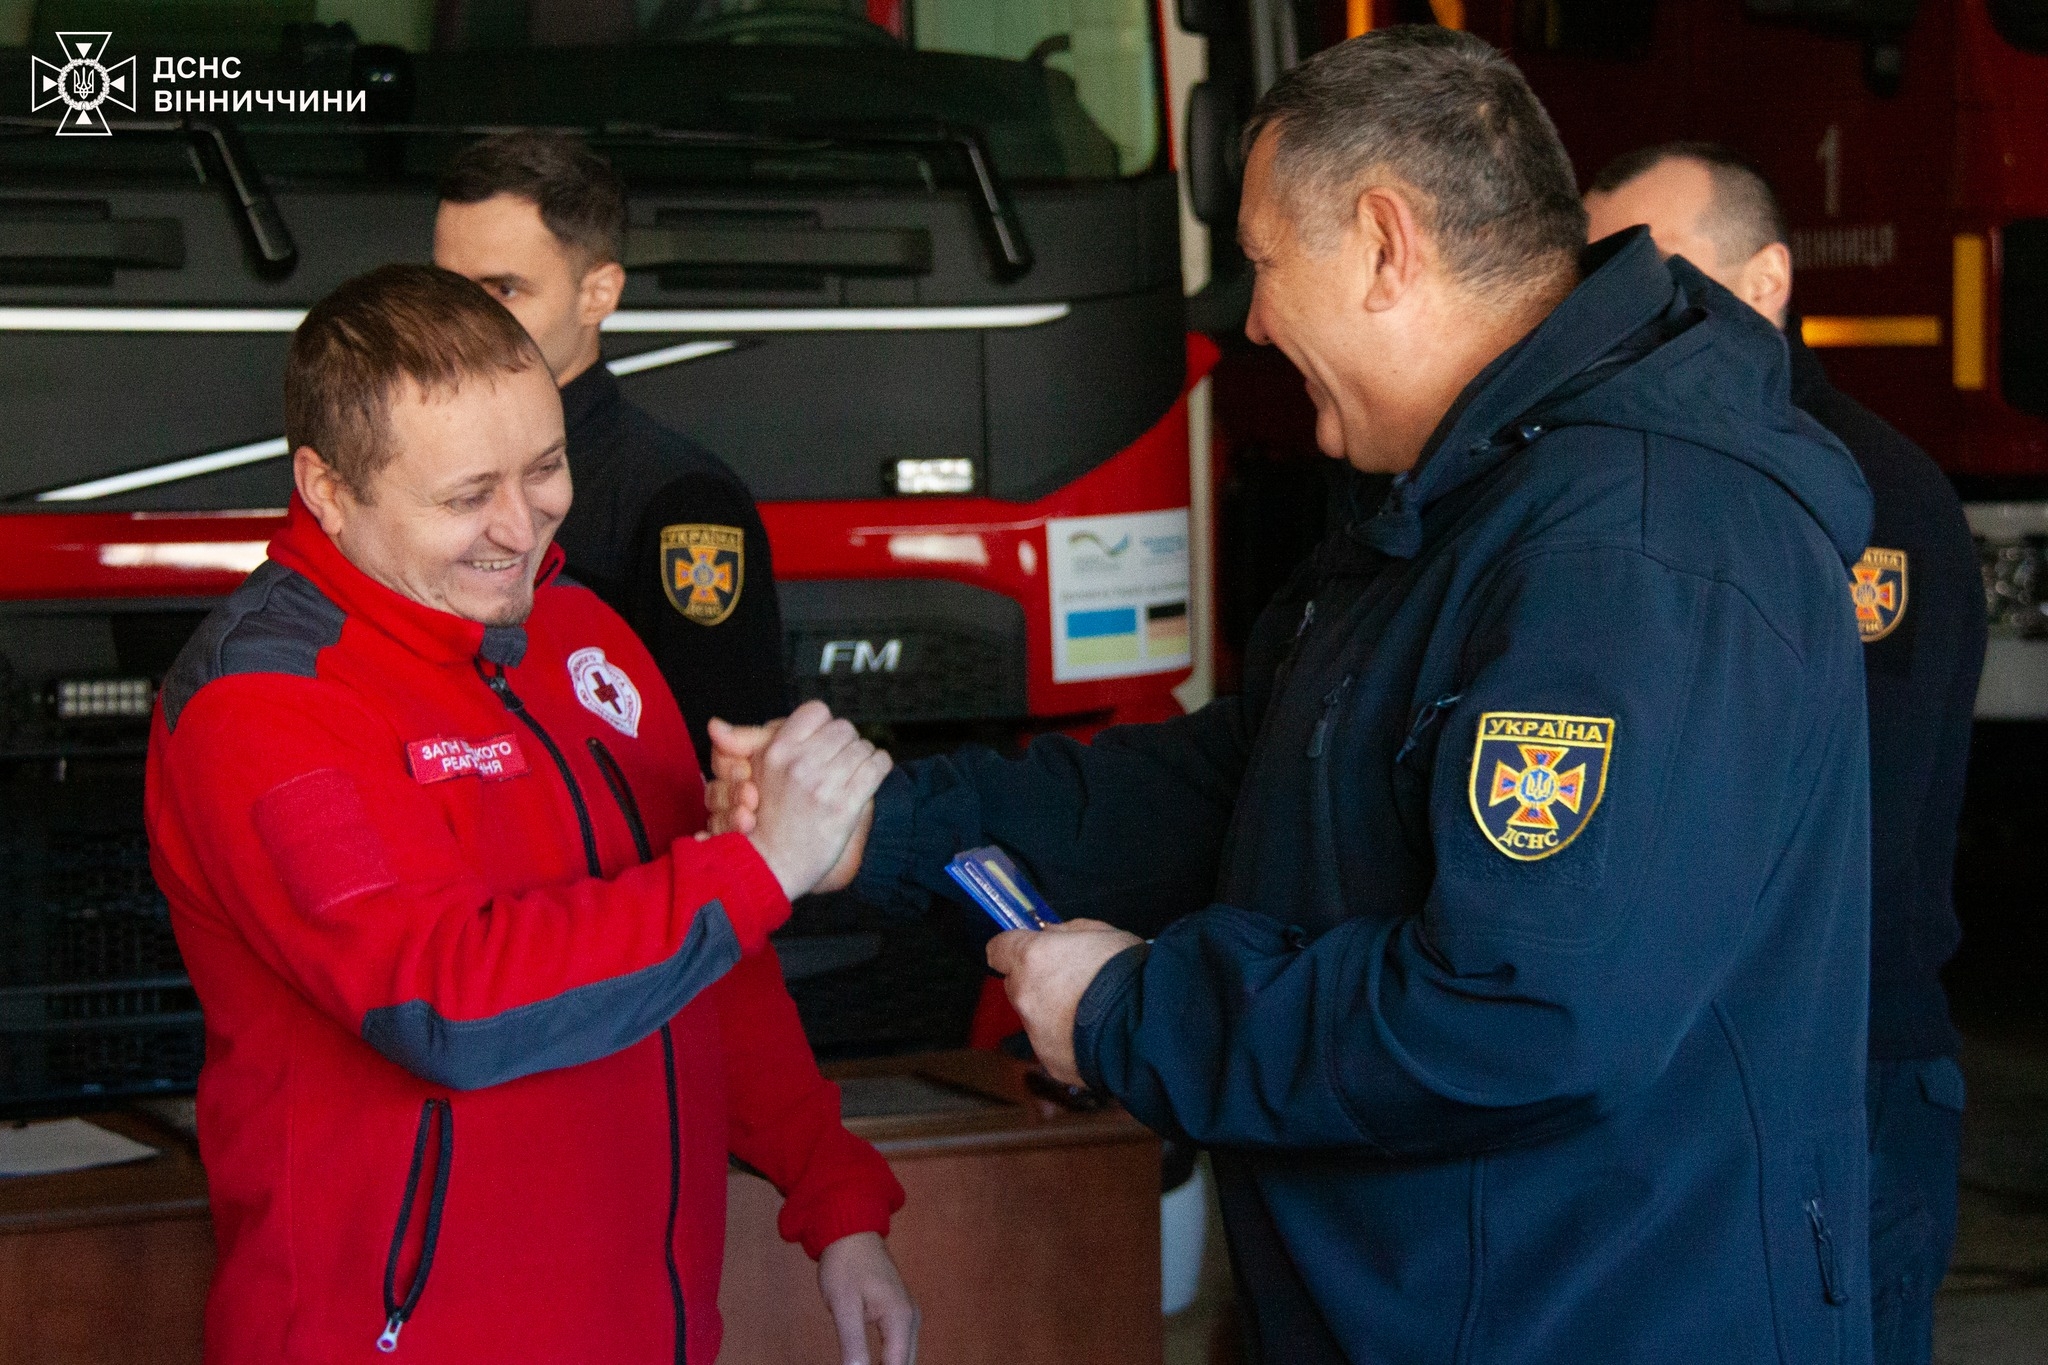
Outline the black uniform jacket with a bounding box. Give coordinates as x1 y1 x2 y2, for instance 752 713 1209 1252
1789 324 1986 1060
553 363 791 770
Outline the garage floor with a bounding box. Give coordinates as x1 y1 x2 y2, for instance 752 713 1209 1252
1938 1025 2048 1365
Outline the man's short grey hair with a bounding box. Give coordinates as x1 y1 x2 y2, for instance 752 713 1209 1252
1244 26 1587 300
1588 141 1788 269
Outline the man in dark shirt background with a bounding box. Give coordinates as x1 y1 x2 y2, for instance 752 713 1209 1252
1587 142 1989 1365
435 131 790 768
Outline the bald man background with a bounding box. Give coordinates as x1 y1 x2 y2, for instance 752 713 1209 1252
1587 143 1987 1365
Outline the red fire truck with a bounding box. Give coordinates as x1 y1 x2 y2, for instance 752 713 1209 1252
0 1 1206 1106
1500 0 2048 700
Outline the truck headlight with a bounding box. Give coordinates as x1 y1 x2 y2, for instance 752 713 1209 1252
52 677 156 721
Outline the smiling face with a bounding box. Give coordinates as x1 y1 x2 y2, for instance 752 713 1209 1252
302 364 571 626
1240 132 1370 465
433 193 623 385
1238 127 1537 476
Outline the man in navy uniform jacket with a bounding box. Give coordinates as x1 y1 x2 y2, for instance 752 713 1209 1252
1588 143 1986 1365
715 28 1880 1364
435 132 790 769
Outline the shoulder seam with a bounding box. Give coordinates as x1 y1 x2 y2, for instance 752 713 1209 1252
1486 537 1807 663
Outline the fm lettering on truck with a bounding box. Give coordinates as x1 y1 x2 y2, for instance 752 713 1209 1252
1046 510 1193 684
819 640 902 675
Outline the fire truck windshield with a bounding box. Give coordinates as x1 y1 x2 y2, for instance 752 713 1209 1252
0 1 1163 185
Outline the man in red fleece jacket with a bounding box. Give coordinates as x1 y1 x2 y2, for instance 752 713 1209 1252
145 263 914 1365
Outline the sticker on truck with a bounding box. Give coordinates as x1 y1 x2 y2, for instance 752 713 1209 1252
1047 510 1192 684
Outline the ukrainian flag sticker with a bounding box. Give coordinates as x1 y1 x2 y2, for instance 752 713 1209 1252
1468 712 1614 861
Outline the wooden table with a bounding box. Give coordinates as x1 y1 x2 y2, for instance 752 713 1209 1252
0 1109 213 1365
721 1050 1163 1365
0 1052 1162 1365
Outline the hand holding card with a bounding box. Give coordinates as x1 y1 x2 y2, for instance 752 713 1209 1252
946 846 1062 931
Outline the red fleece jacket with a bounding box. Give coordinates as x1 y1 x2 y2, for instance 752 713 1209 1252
145 500 900 1364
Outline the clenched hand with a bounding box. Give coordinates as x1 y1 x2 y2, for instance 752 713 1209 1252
986 920 1144 1087
740 702 891 902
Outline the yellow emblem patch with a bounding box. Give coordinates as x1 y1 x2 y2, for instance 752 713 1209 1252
1851 546 1907 642
660 524 744 626
1467 712 1615 861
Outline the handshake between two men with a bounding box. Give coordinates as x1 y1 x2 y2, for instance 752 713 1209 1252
708 701 1144 1086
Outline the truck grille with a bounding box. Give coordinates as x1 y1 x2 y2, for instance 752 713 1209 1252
782 578 1028 724
0 771 204 1114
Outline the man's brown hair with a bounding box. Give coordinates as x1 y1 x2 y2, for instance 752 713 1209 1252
437 131 626 267
285 263 545 500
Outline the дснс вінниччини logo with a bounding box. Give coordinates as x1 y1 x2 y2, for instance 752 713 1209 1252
30 32 135 136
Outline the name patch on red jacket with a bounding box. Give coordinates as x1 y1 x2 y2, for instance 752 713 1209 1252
406 734 530 784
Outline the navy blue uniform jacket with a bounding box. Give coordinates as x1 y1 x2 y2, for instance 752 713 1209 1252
554 364 791 770
854 231 1879 1364
1787 327 1985 1062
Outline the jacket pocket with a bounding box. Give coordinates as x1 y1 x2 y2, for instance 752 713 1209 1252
1764 1121 1865 1365
1390 691 1461 863
379 1097 454 1353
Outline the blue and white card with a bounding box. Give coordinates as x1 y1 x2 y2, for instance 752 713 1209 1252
945 845 1062 931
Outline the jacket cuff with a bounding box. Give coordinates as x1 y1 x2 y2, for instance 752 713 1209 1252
1072 941 1149 1094
683 831 790 955
788 1187 903 1261
848 767 915 908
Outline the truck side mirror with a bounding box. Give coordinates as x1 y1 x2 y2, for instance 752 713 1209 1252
1185 81 1243 228
1177 0 1240 37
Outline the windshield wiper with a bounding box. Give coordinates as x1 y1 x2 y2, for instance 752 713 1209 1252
0 114 298 280
834 122 1033 281
186 117 298 277
232 115 1033 281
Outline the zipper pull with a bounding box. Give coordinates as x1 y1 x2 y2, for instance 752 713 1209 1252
476 659 520 710
1394 692 1465 765
1803 1198 1847 1305
1306 676 1354 758
377 1316 403 1353
1295 599 1317 641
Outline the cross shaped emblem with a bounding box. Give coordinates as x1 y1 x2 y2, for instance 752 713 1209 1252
680 547 734 607
1849 546 1908 642
1489 745 1588 831
567 646 641 738
1850 564 1896 628
1469 712 1613 861
659 524 745 626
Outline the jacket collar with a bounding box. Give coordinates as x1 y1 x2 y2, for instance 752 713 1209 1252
1783 315 1832 410
559 361 620 439
1356 227 1679 557
266 495 560 667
